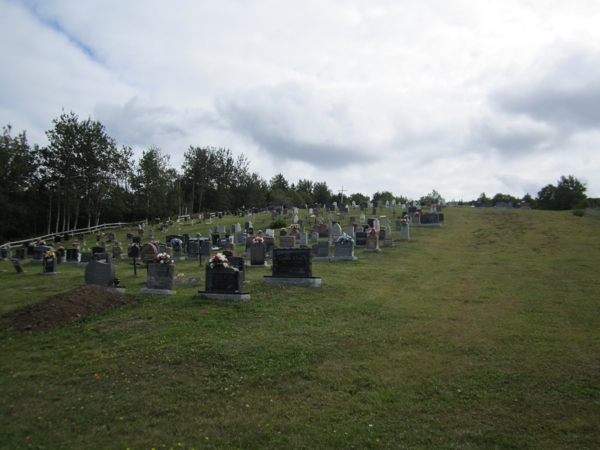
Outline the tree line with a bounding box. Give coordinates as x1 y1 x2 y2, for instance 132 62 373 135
0 112 400 242
1 111 595 243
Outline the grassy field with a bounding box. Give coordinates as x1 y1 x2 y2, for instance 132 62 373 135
1 207 599 450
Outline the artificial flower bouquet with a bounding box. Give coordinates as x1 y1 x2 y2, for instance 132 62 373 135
209 253 229 268
152 253 173 264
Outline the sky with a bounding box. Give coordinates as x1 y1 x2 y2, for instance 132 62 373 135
1 0 599 201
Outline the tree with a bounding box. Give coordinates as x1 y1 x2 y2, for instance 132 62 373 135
537 175 587 210
373 191 395 203
478 192 491 204
42 111 132 231
269 173 289 192
296 179 314 195
349 192 369 203
0 125 38 241
130 146 176 219
313 182 332 204
555 175 587 210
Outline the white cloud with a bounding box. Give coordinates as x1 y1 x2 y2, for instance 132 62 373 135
1 0 600 199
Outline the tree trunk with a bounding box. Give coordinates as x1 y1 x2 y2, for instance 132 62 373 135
55 183 61 235
73 201 80 231
47 190 52 235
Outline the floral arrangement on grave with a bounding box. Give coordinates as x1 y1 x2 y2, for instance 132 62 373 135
45 250 56 258
400 218 409 224
39 240 45 245
368 227 377 236
151 240 159 246
209 253 229 268
289 223 300 230
253 237 264 244
59 246 64 250
152 253 173 264
415 211 420 216
337 233 354 243
176 273 185 281
171 238 182 244
131 242 139 247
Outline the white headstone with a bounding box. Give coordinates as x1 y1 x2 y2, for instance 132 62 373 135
360 214 365 223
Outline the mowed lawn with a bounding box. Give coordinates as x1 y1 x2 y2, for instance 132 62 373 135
1 207 598 450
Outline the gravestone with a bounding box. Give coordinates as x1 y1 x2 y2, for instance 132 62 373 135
311 232 319 243
280 236 296 248
144 261 176 293
318 224 328 237
66 248 80 263
12 259 26 273
355 231 367 247
365 234 381 252
360 214 365 223
266 248 319 286
112 244 123 259
85 259 116 287
16 248 26 260
224 243 236 256
312 241 330 259
133 236 141 244
401 223 410 240
139 243 158 264
332 240 357 261
250 242 267 266
43 255 59 274
383 237 394 247
187 241 199 260
201 240 212 258
199 265 249 301
298 232 308 246
228 256 245 282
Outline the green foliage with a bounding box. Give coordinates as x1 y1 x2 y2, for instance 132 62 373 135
373 190 395 203
269 217 287 229
349 192 369 203
537 175 587 210
573 209 585 217
313 181 332 204
269 173 289 191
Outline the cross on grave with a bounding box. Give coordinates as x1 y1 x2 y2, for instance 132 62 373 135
338 185 348 205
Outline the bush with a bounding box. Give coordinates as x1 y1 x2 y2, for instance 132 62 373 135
269 218 287 229
573 210 585 217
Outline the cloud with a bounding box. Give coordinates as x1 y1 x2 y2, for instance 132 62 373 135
216 83 373 167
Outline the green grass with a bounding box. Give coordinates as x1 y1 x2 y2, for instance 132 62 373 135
1 208 599 449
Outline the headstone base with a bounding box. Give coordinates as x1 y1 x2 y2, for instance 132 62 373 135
263 276 321 287
139 288 177 295
197 291 251 302
330 256 358 261
364 247 381 253
415 223 442 227
106 287 126 294
76 262 89 267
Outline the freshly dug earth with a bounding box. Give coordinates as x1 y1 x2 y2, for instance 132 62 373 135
1 285 136 333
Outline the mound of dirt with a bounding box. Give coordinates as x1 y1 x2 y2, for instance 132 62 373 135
1 285 137 333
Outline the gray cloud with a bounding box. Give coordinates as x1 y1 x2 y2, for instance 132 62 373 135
215 83 372 167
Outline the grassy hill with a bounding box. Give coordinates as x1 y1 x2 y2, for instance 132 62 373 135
1 207 598 449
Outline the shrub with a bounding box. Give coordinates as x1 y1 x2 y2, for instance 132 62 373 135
573 210 585 217
270 218 287 229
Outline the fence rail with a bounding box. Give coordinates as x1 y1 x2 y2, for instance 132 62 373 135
1 220 148 249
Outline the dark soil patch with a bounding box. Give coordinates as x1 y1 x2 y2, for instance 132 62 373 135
1 285 137 333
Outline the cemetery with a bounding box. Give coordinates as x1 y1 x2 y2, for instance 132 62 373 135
1 206 599 449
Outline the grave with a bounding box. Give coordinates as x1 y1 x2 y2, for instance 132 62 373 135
141 259 176 295
12 259 26 273
312 241 330 261
84 258 122 292
365 234 381 252
248 241 269 268
331 238 357 261
264 248 321 287
280 236 296 248
198 260 250 301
